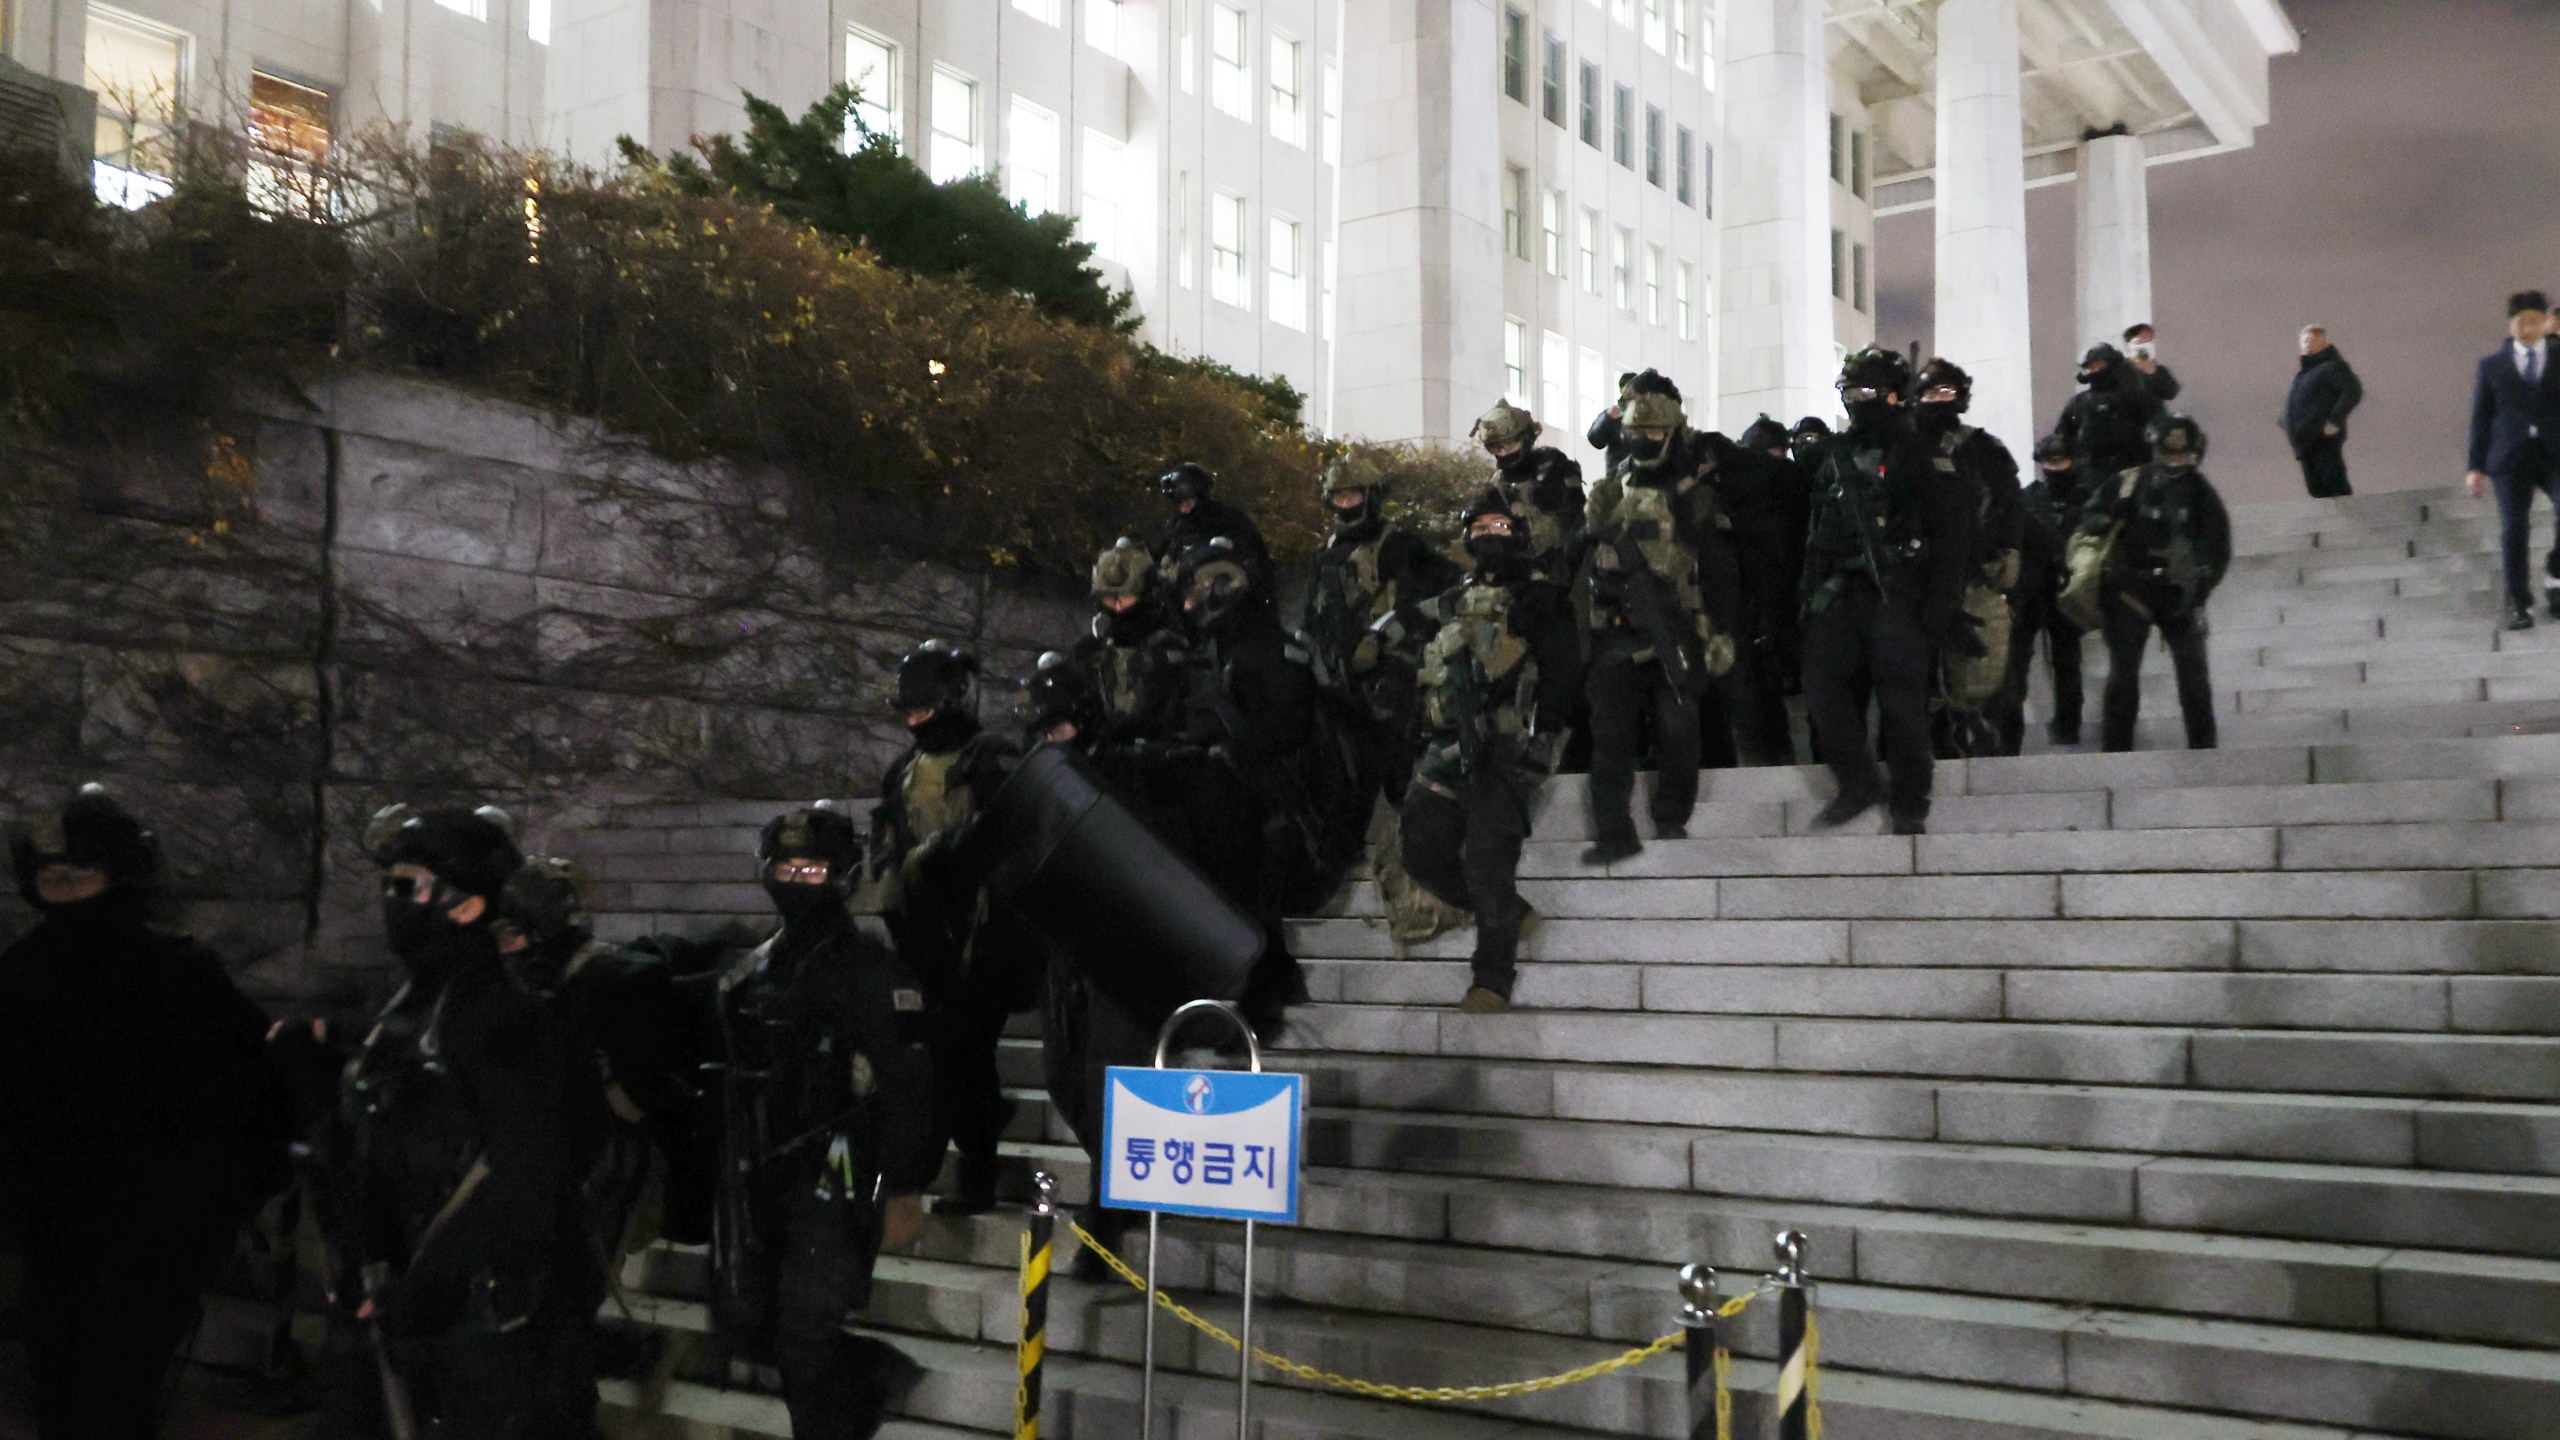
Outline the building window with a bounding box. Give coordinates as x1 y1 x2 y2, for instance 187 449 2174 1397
1321 61 1341 165
1612 84 1632 167
1675 260 1694 339
1080 129 1125 261
1542 34 1566 125
247 71 331 216
1675 124 1694 206
1641 0 1665 51
1851 130 1868 199
529 0 551 44
1612 225 1633 309
1645 244 1663 324
1542 330 1569 424
1269 35 1304 144
1828 113 1844 184
1269 216 1304 328
1853 242 1870 314
1177 0 1196 93
1577 207 1600 293
1014 0 1059 26
1671 0 1691 69
1644 105 1663 187
1698 8 1715 73
433 0 486 22
1541 187 1565 276
85 7 185 208
845 29 899 142
1211 4 1250 119
931 69 980 181
1578 62 1599 148
1610 0 1631 26
1211 191 1249 305
1504 165 1530 261
1701 141 1714 217
1086 0 1123 57
1830 228 1845 300
1006 97 1059 213
1175 171 1195 288
1504 317 1530 405
1502 8 1527 102
1578 346 1607 431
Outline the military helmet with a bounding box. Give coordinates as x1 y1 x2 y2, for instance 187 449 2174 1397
1320 452 1388 500
1737 414 1791 454
1620 368 1682 403
369 805 525 900
2032 431 2073 465
1621 390 1686 432
494 855 592 950
1470 400 1539 450
2080 342 2125 370
896 639 979 715
1790 416 1833 441
1091 537 1154 600
1157 461 1214 503
1913 358 1974 411
756 802 863 872
1458 485 1520 536
1838 346 1913 397
10 783 159 897
2147 412 2208 463
1021 651 1104 739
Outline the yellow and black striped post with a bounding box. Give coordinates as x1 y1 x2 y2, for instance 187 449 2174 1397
1775 1231 1811 1440
1016 1170 1059 1440
1677 1263 1720 1440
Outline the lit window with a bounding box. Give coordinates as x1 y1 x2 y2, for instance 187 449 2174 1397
930 68 980 182
1504 317 1530 406
1854 243 1870 314
1610 0 1631 26
1006 97 1059 213
1676 260 1695 339
1578 61 1599 148
1086 0 1122 56
1641 0 1665 52
1269 36 1304 145
845 29 899 143
1541 35 1565 126
1211 4 1251 120
247 71 331 217
1212 191 1249 306
1504 165 1530 261
1851 130 1868 199
85 7 185 208
1542 330 1569 425
1578 346 1607 430
1612 83 1631 167
1177 0 1196 93
1541 187 1565 276
1613 225 1633 309
1175 170 1195 289
1269 216 1304 328
528 0 549 43
1698 9 1715 72
1080 130 1125 261
1671 0 1691 69
1644 104 1663 187
1645 245 1664 325
1675 124 1694 206
1502 8 1527 102
1578 207 1600 294
1321 62 1340 165
1015 0 1059 26
1830 228 1845 300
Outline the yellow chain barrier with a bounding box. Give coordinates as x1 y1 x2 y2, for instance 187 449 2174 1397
1062 1219 1797 1413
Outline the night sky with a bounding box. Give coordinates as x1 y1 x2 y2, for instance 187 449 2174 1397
1874 0 2560 504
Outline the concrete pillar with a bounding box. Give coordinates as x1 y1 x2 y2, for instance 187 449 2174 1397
544 0 829 163
1715 0 1835 433
1332 0 1504 443
2074 130 2152 353
1932 0 2034 458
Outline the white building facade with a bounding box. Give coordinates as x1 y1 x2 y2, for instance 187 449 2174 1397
3 0 2295 456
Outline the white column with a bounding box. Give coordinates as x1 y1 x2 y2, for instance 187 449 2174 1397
1715 0 1834 434
2074 130 2152 353
1332 0 1504 443
1932 0 2034 458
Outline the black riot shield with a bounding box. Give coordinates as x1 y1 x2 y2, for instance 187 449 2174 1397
976 743 1264 1014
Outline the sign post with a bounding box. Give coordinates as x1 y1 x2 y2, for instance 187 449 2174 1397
1100 998 1303 1440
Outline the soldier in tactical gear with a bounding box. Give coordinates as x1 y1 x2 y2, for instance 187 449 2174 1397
1709 412 1817 767
2052 343 2166 481
2065 413 2232 753
1788 417 1835 468
692 804 934 1440
1473 400 1589 580
1738 414 1792 458
1586 369 1683 473
874 640 1026 1216
1151 461 1272 581
1909 358 2026 760
2004 431 2093 749
0 785 289 1440
1399 490 1584 1013
1800 348 1979 834
324 804 595 1439
1298 453 1462 802
1075 538 1192 751
1576 388 1744 863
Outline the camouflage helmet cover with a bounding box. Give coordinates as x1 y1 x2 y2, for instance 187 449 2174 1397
2147 412 2209 461
1470 400 1539 449
1091 536 1155 599
1321 452 1389 500
1620 390 1686 432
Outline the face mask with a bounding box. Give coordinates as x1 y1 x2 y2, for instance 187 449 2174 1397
2079 365 2118 390
1466 533 1528 576
1494 446 1535 474
1096 600 1155 644
908 710 976 753
1625 437 1669 471
1845 400 1898 432
763 878 845 925
2157 453 2199 472
1329 499 1376 531
1914 401 1963 432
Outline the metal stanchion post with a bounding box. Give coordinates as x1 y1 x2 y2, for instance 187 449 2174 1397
1678 1263 1719 1440
1139 998 1266 1440
1775 1231 1811 1440
1017 1171 1057 1440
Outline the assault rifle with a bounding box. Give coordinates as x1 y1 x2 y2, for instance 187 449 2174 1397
1609 525 1706 704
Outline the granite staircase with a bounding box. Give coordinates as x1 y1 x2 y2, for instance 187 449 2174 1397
584 486 2560 1440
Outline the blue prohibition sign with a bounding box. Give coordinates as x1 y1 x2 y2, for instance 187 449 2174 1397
1101 1067 1303 1224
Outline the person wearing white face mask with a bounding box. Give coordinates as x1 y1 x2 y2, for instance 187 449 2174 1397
2122 323 2182 405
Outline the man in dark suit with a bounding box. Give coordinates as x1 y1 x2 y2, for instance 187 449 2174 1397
2466 291 2560 629
2283 326 2363 498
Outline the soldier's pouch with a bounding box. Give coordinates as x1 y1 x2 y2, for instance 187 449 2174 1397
1942 585 2012 708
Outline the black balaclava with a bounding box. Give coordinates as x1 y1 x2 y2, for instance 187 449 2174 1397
2077 344 2125 391
898 641 981 753
756 805 860 931
371 806 522 983
1459 489 1530 583
1911 360 1971 437
1095 592 1165 646
10 784 156 922
1837 349 1911 437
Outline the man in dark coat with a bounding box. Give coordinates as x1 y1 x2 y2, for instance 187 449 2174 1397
0 786 288 1440
2283 326 2364 499
2065 413 2233 752
2463 291 2560 629
2051 343 2164 482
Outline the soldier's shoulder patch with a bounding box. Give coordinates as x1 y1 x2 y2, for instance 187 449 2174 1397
893 986 925 1012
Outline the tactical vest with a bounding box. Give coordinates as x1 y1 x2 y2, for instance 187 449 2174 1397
1503 457 1574 570
1586 473 1710 638
2106 466 2216 605
1310 534 1394 676
1931 423 2016 707
900 744 980 846
1415 583 1536 785
1808 437 1927 605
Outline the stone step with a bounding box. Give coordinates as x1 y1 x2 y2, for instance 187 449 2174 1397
1326 869 2482 920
